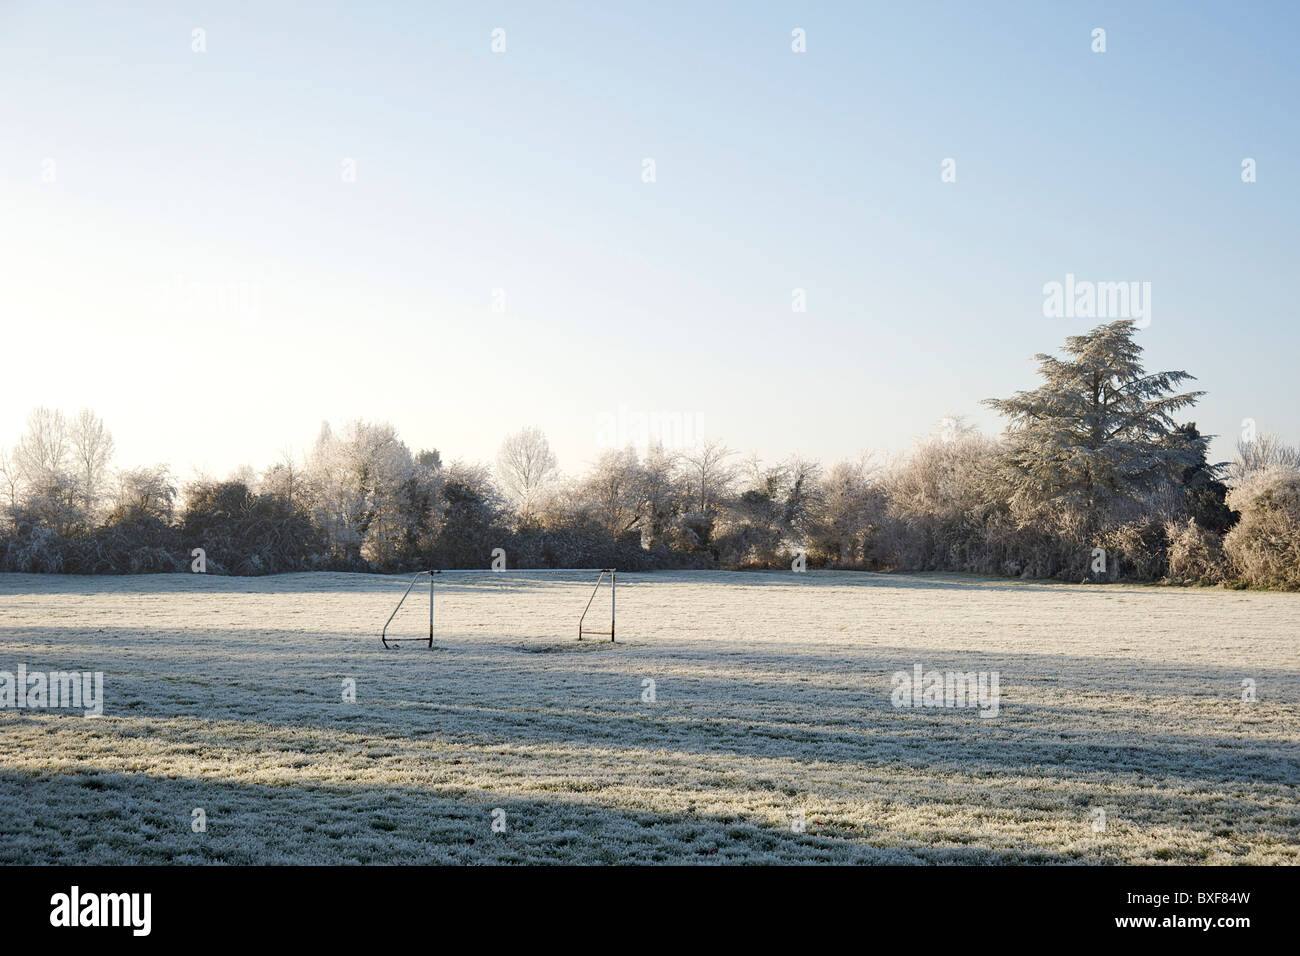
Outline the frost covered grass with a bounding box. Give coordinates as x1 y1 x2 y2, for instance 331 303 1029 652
0 570 1296 865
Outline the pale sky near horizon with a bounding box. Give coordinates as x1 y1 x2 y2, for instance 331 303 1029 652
2 1 1297 481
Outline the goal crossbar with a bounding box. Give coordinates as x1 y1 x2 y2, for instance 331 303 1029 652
381 568 616 648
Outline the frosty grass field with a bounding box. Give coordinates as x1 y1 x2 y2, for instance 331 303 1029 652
1 570 1297 865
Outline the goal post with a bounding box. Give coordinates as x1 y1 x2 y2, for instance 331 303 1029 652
380 568 616 648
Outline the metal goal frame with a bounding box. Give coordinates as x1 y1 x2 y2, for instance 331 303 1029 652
381 568 616 648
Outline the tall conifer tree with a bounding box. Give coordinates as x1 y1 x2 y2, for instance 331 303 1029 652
984 320 1206 523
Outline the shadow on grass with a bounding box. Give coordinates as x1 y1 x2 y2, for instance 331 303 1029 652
0 766 1096 866
4 624 1298 794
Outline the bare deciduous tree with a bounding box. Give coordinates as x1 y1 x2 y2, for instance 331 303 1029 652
0 447 20 513
70 409 115 516
581 448 644 538
10 408 86 534
1232 433 1300 481
305 419 423 565
112 465 177 522
681 438 737 514
815 454 883 565
638 443 683 547
260 448 306 505
496 426 558 517
14 407 69 489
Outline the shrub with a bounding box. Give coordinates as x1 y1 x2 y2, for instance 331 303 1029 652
1104 520 1169 581
0 512 67 573
1223 465 1300 589
179 480 327 575
1164 518 1226 585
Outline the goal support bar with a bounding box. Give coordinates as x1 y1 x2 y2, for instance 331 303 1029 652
381 569 616 648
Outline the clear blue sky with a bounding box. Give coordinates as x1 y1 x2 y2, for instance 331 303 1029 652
1 0 1296 477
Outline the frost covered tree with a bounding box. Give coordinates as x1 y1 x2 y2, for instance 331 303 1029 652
734 455 824 539
580 447 646 539
69 409 115 517
874 429 1005 572
110 465 177 523
1223 434 1300 588
496 426 557 518
712 455 826 566
810 455 884 565
1231 432 1300 480
637 443 684 548
566 444 689 547
781 456 824 535
12 408 84 534
984 320 1205 525
0 448 20 513
260 450 306 506
14 407 70 491
680 439 737 514
304 420 425 565
1163 423 1233 533
425 462 505 567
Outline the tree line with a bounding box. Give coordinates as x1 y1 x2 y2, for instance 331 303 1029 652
3 321 1297 588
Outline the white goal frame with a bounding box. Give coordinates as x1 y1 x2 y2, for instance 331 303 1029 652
381 568 616 648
